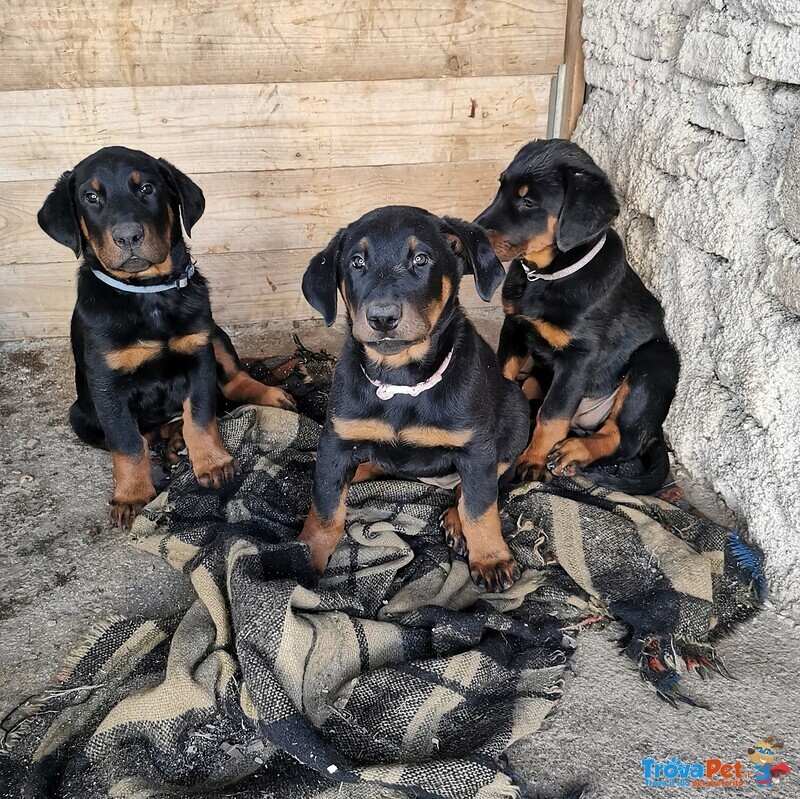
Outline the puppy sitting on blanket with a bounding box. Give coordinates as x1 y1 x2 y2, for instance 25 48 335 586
476 140 680 492
299 206 529 592
38 146 294 528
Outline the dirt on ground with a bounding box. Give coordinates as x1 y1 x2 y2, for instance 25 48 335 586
1 313 798 798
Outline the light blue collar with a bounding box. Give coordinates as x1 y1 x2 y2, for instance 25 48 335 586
90 263 196 294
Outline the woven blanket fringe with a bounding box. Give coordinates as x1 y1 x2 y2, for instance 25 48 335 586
725 528 767 602
0 613 132 749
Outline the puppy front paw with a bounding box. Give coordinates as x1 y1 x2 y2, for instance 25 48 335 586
109 488 156 530
257 385 297 412
547 438 591 477
469 554 522 593
298 523 337 574
192 449 240 489
515 444 550 482
110 451 156 529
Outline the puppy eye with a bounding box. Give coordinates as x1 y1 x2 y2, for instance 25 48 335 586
85 192 99 204
140 183 154 196
351 255 366 270
521 197 537 209
412 253 430 267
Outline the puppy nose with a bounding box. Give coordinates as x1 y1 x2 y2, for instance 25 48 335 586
366 301 402 332
112 222 144 248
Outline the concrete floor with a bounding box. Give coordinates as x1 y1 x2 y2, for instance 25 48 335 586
1 313 799 798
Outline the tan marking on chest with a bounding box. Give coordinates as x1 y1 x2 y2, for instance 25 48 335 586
528 318 571 349
169 330 210 355
105 340 163 372
332 417 473 448
333 417 396 443
399 426 473 448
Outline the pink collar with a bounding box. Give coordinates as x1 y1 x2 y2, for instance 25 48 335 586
521 234 607 282
362 349 453 401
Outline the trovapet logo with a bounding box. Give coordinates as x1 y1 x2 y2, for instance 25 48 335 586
641 738 791 789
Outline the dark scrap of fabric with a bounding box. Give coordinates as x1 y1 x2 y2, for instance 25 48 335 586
0 356 764 799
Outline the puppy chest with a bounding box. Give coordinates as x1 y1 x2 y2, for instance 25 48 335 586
103 329 211 374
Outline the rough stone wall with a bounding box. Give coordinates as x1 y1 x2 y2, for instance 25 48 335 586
574 0 800 614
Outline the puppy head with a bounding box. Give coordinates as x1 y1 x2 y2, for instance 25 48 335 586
475 139 619 268
37 146 205 279
302 205 504 363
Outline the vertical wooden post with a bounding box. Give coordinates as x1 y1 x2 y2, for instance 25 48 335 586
560 0 586 138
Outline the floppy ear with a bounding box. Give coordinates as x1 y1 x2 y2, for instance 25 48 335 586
302 231 343 326
38 171 81 257
440 216 505 302
157 158 205 236
556 167 619 252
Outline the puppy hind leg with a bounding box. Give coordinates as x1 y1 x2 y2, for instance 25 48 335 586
548 339 679 476
212 325 296 411
614 340 679 460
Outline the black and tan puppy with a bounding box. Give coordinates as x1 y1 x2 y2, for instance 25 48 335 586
38 146 294 528
475 139 679 489
299 206 529 591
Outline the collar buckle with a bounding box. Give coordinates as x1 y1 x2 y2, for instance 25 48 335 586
175 264 195 289
521 263 541 282
519 234 607 283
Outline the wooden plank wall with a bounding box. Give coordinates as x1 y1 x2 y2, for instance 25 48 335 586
0 0 570 340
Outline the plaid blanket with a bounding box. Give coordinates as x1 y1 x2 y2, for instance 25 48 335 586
0 358 764 799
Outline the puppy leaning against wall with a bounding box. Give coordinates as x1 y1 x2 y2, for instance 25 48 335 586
38 146 295 529
299 205 530 592
476 139 680 494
